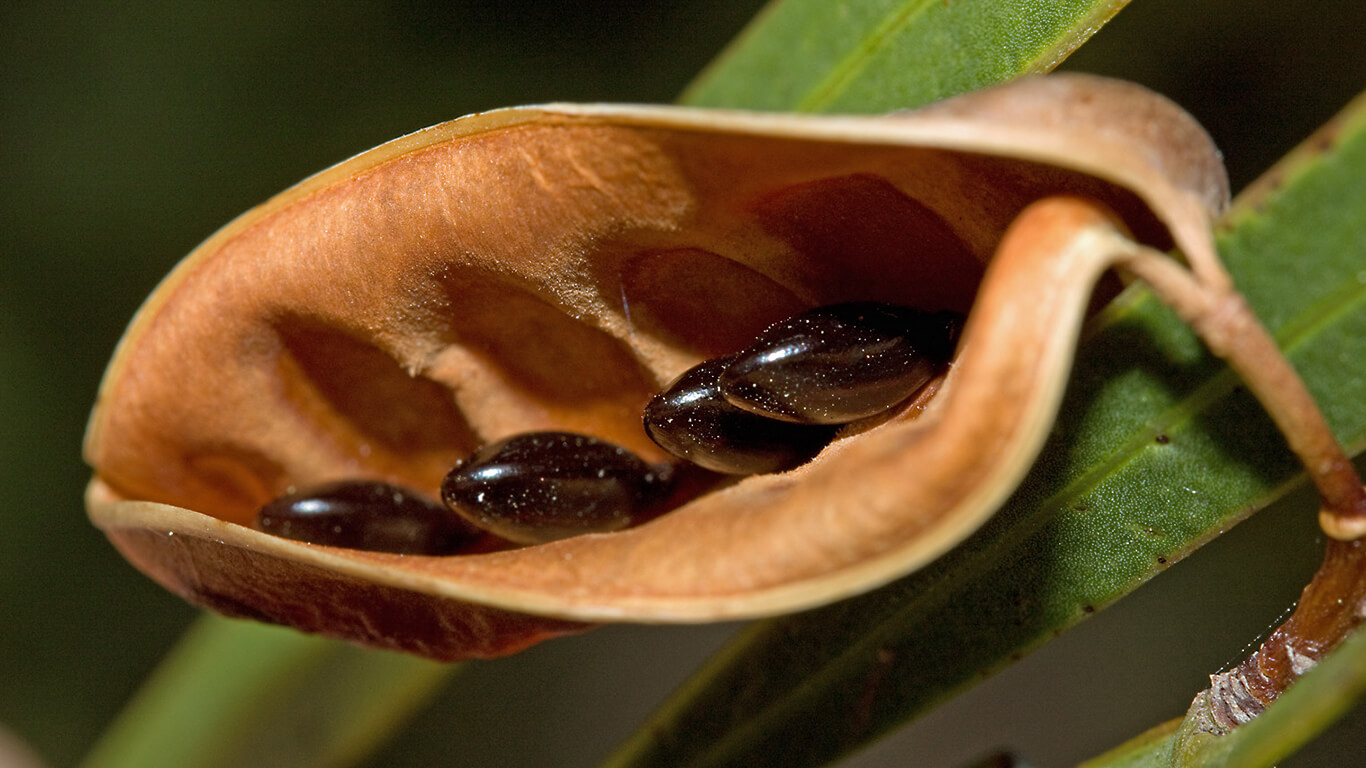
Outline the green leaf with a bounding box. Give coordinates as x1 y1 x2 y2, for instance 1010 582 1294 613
78 616 455 768
682 0 1131 112
599 49 1366 768
1079 720 1184 768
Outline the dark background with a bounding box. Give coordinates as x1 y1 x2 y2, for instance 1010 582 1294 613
2 1 1365 766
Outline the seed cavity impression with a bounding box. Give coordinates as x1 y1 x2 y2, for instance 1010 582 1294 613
256 480 481 555
720 302 963 424
441 432 671 545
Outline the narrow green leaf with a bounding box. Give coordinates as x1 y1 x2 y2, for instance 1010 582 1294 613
1078 720 1183 768
682 0 1130 112
600 60 1366 768
79 615 455 768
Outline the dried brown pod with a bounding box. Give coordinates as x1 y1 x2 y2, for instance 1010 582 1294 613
85 75 1235 661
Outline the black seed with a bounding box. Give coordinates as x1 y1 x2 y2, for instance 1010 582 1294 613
644 355 837 475
719 302 963 424
256 480 481 555
441 431 670 545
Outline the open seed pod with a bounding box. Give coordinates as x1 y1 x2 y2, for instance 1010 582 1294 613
85 74 1229 660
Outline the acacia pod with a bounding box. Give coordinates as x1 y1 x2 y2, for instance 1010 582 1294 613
84 75 1229 661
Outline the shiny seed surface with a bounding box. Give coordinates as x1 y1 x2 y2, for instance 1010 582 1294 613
256 480 481 555
719 302 963 424
441 431 669 545
643 355 837 475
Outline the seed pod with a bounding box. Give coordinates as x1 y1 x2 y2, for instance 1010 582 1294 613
719 303 963 424
644 355 837 474
257 480 481 555
442 432 670 544
84 75 1229 660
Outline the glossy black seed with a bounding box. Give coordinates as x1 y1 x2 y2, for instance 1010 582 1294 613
441 431 670 545
719 302 963 424
256 480 481 555
644 355 838 475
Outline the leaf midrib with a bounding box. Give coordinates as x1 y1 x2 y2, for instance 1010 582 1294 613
794 0 937 112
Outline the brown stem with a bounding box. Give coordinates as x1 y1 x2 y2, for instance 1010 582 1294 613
1115 245 1366 539
1200 538 1366 731
1105 233 1366 737
1201 292 1366 538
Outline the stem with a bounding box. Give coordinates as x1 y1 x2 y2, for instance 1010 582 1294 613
1114 240 1366 539
1099 227 1366 740
1200 538 1366 732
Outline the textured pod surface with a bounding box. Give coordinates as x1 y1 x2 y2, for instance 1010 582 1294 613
84 74 1228 660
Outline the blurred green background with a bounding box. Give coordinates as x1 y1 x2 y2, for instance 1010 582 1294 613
2 1 1365 766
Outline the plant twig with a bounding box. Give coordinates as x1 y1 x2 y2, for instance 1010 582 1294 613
1113 238 1366 538
1098 226 1366 744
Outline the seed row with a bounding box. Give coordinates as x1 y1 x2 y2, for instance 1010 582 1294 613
253 302 962 552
